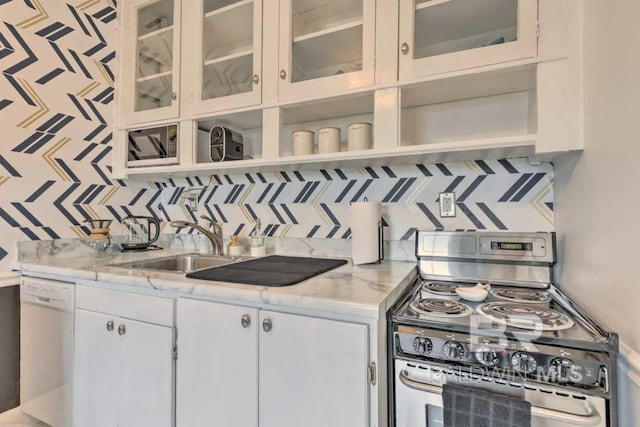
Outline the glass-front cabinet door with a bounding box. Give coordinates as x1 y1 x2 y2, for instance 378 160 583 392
399 0 538 80
183 0 262 114
119 0 182 126
278 0 375 101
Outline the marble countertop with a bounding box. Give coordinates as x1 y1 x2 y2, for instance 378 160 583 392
13 249 417 319
0 272 21 289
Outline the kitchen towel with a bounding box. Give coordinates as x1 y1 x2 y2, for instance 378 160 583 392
442 383 531 427
350 201 381 265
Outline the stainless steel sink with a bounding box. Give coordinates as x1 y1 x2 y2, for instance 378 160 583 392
112 253 243 273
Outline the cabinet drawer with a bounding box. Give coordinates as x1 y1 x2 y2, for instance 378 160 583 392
76 285 174 327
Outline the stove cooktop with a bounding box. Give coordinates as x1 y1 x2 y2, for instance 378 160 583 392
393 279 607 347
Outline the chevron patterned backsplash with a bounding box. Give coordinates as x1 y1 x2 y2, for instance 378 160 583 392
158 159 554 241
0 0 554 272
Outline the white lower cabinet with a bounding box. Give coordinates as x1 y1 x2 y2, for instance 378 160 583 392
259 310 369 427
176 300 259 427
176 299 370 427
73 286 175 427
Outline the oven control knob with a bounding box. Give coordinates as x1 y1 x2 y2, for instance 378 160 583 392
412 337 433 355
443 342 466 361
511 352 538 374
550 358 577 382
475 347 501 367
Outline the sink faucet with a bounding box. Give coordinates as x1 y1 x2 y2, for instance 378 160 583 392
170 216 224 255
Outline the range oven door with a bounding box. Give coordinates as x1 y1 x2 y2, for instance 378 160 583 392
394 360 607 427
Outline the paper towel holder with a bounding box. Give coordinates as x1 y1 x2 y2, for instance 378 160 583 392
377 219 386 263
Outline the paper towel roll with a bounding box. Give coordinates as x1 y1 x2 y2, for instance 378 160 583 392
351 201 381 265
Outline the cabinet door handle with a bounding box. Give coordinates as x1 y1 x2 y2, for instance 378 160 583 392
279 70 287 80
401 43 410 55
118 324 126 336
241 314 251 328
262 318 272 333
253 74 260 85
171 92 177 100
106 320 114 332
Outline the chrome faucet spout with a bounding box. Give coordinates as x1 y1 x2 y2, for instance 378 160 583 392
170 220 224 255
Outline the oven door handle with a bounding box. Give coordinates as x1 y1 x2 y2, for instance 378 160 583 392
398 370 602 426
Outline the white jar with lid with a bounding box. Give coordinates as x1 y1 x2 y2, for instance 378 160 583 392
292 130 314 156
318 127 341 154
348 122 372 151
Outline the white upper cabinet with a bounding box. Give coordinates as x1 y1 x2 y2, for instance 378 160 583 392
277 0 376 101
183 0 263 115
399 0 539 80
119 0 182 125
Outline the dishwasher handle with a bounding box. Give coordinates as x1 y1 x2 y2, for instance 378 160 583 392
399 370 602 426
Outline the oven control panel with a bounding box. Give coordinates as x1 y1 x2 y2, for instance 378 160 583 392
416 231 556 263
394 326 611 395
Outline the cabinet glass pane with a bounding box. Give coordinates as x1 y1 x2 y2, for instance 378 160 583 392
137 0 174 37
290 0 363 83
136 0 175 112
202 0 254 100
136 75 172 112
414 0 518 59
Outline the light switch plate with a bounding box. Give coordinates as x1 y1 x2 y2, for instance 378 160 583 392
439 192 456 217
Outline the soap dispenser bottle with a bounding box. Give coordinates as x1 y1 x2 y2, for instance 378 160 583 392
228 235 243 257
250 218 266 257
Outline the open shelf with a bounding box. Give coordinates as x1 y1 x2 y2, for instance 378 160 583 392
195 109 263 164
402 63 536 107
203 0 253 60
414 0 518 59
292 22 363 82
282 91 373 125
123 134 536 179
401 88 536 148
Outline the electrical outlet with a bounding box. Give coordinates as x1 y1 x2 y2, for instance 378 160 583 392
439 192 456 217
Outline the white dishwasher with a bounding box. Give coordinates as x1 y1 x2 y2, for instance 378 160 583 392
20 277 74 427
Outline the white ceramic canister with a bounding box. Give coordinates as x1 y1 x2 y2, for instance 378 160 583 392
348 122 372 151
317 127 341 154
292 130 314 156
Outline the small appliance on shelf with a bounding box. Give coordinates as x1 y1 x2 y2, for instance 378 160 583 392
208 125 244 162
127 123 179 167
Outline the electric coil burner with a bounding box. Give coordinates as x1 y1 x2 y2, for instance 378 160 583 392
420 281 469 297
409 299 472 318
490 287 551 304
389 231 619 427
477 302 575 331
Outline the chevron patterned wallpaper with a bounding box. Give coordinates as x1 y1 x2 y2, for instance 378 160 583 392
0 0 555 273
0 0 159 272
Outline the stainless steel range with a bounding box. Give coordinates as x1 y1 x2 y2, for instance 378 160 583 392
389 231 618 427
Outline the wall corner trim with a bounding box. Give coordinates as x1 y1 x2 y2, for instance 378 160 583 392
619 342 640 388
